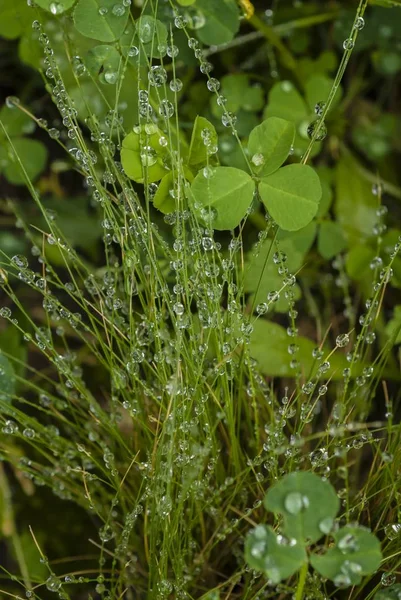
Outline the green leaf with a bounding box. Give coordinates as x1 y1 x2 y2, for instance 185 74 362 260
0 105 35 137
34 0 77 13
385 306 401 345
74 0 130 42
195 0 240 46
250 320 348 379
136 15 168 58
259 164 321 231
335 155 377 246
345 245 376 282
0 0 32 40
374 585 401 600
245 525 307 583
85 45 121 84
317 220 347 260
265 81 307 124
188 116 218 167
121 125 170 184
242 85 264 112
248 117 295 178
304 74 342 113
3 138 47 185
0 352 16 401
190 167 255 230
153 169 193 214
310 526 382 587
264 472 340 544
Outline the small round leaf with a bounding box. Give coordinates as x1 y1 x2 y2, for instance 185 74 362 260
310 526 382 587
248 117 295 177
245 525 307 583
259 164 321 231
190 166 255 230
121 125 169 184
74 0 130 42
264 471 340 544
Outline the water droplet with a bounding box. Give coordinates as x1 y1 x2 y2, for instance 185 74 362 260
49 2 64 14
174 15 187 29
336 333 350 348
338 533 359 553
307 120 327 141
148 65 167 87
112 4 126 16
170 78 183 92
354 16 365 31
251 153 265 167
385 523 401 540
140 146 157 167
319 517 334 534
159 99 174 119
5 96 20 109
46 575 62 592
221 112 237 127
284 492 309 515
207 77 220 92
381 572 396 587
99 6 108 15
343 38 355 50
11 254 28 269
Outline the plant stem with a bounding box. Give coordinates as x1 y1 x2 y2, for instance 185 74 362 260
295 562 308 600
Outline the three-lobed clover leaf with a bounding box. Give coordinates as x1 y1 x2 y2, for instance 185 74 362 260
121 124 170 184
245 524 307 584
310 526 383 588
246 472 383 590
74 0 130 43
248 117 295 178
264 471 339 544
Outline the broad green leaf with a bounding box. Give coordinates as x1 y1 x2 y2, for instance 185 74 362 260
245 525 307 583
0 352 16 401
242 85 264 112
265 472 340 544
335 155 377 245
34 0 77 13
250 320 348 379
188 116 218 167
259 164 321 231
211 74 249 115
244 222 317 309
3 138 47 185
264 81 307 124
195 0 240 46
385 306 401 344
0 105 35 137
85 45 121 84
74 0 130 42
304 74 342 113
317 220 347 260
0 1 32 39
153 169 194 214
190 167 255 230
374 585 401 600
345 246 376 282
136 15 168 58
121 125 170 184
248 117 295 178
310 526 382 586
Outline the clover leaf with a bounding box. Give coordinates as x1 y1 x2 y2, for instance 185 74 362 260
74 0 130 43
248 117 295 178
310 526 383 587
245 525 307 584
121 124 170 184
245 472 382 589
264 471 340 544
190 167 255 230
188 116 218 167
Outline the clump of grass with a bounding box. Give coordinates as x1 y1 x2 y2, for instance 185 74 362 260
0 1 400 599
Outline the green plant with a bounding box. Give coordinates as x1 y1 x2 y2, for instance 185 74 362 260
245 472 383 594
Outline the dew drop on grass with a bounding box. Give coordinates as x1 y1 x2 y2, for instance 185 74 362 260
307 120 327 141
354 16 365 30
174 15 187 29
128 46 139 57
148 65 167 87
11 254 28 269
170 78 183 92
207 77 220 92
343 38 355 50
46 575 62 592
384 523 401 540
112 4 126 16
5 96 20 109
381 572 396 587
315 101 326 116
221 112 237 127
336 333 350 347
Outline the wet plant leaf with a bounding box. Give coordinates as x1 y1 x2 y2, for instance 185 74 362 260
248 117 295 178
195 0 240 46
74 0 130 42
188 116 218 167
317 220 347 259
259 164 321 231
0 352 16 402
190 166 255 230
2 138 47 185
35 0 77 13
121 125 170 183
310 526 382 587
264 471 340 544
245 525 307 584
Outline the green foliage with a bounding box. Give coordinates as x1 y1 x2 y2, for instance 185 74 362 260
0 136 47 185
85 44 121 84
246 472 382 588
248 117 295 178
259 165 321 232
374 585 401 599
188 116 218 167
35 0 77 12
194 0 240 46
190 167 255 230
121 124 170 183
0 353 16 401
73 0 130 42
